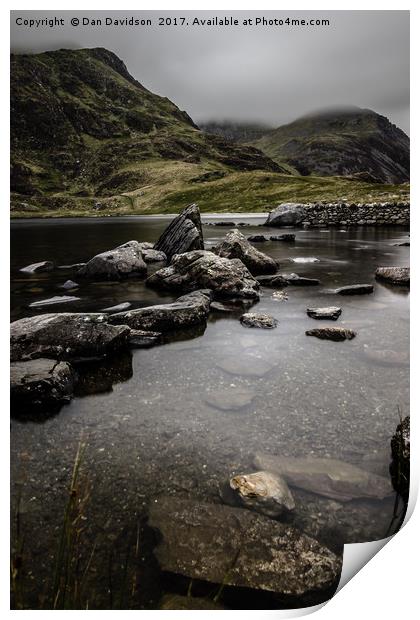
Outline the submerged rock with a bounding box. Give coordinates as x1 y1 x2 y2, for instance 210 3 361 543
375 267 410 286
10 313 130 362
335 284 374 295
270 234 296 242
204 387 255 411
215 229 277 275
282 273 320 286
216 355 273 377
154 203 204 260
29 295 80 308
306 327 356 341
240 313 278 329
390 416 410 501
254 453 393 502
148 497 341 595
147 250 260 299
265 204 305 227
307 307 342 320
78 242 147 280
256 274 289 287
11 358 75 415
227 471 295 518
60 280 79 290
363 348 409 367
109 290 211 332
20 260 54 274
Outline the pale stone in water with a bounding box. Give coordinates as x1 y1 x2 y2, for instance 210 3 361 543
229 470 295 517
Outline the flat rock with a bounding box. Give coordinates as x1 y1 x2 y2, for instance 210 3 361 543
60 280 79 290
10 313 130 362
270 234 296 242
247 235 267 242
102 302 132 312
109 290 211 332
240 313 278 329
154 203 204 260
148 497 341 595
215 229 277 275
290 257 320 264
216 355 273 377
306 327 356 341
307 307 342 320
375 267 410 285
20 260 54 274
204 387 255 411
256 274 289 287
78 242 147 280
282 273 320 286
128 329 162 348
147 250 260 299
227 471 295 517
29 295 80 308
335 284 374 295
11 358 75 414
254 453 393 502
265 203 305 227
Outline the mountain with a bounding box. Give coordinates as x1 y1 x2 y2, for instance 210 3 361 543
10 48 284 201
252 107 409 184
200 121 271 144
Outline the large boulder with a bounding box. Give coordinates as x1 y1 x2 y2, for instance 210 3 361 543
148 497 341 595
265 203 305 227
147 250 260 299
11 358 75 414
77 241 147 280
10 313 130 362
108 290 211 332
154 203 204 260
214 230 277 275
375 267 410 286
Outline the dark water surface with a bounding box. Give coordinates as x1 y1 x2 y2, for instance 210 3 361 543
10 215 409 609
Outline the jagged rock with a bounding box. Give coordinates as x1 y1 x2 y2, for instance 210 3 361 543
60 280 79 290
10 313 130 362
270 234 296 242
128 329 162 348
282 273 320 286
306 327 356 341
142 248 167 263
102 302 131 312
226 471 295 517
256 274 289 287
147 250 260 299
240 313 278 329
375 267 410 285
29 295 80 308
247 235 267 242
265 204 305 227
20 260 54 274
154 203 204 259
335 284 374 295
77 242 147 280
254 453 393 502
214 229 277 275
390 416 410 501
307 307 342 320
138 242 154 250
109 290 211 332
204 387 255 411
11 358 75 414
148 497 341 595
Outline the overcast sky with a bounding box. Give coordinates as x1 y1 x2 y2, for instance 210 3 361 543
10 10 410 133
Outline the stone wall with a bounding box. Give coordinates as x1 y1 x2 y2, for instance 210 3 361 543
298 202 409 227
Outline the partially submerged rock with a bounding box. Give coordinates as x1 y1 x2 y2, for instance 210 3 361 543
306 327 356 341
335 284 374 295
148 497 341 595
307 307 342 320
390 416 410 501
60 280 79 290
290 257 320 264
240 313 278 329
11 358 75 414
147 250 260 299
270 234 296 242
154 203 204 260
204 387 255 411
254 453 393 502
282 273 320 286
247 235 267 242
375 267 410 286
215 229 277 275
256 274 289 287
10 313 130 362
78 242 147 280
20 260 54 274
265 204 305 227
227 471 295 517
109 290 211 332
128 329 162 348
102 301 132 312
29 295 80 308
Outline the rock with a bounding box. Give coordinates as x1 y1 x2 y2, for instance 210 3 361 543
363 348 409 367
160 595 223 610
240 313 278 329
102 302 132 312
307 307 342 320
254 454 393 502
216 355 273 377
109 290 211 332
210 300 252 313
147 250 260 299
11 358 75 414
29 295 80 308
272 290 288 301
334 284 374 295
282 273 320 286
141 248 167 263
270 234 296 242
247 235 267 242
154 203 204 260
213 221 236 226
256 274 289 287
128 329 161 348
390 416 410 501
394 241 410 247
10 313 130 362
73 351 133 396
148 497 341 595
60 280 79 290
20 260 54 274
204 387 255 411
227 471 295 517
77 242 147 280
265 203 305 227
290 257 320 264
137 242 154 250
214 229 277 275
57 262 86 270
375 267 410 286
306 327 356 341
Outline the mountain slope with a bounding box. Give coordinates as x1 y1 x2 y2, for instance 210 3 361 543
252 107 409 184
11 48 284 199
200 121 271 144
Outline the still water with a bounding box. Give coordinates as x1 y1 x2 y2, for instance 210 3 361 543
10 215 409 609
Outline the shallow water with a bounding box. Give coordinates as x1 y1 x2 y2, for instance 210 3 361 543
10 215 410 609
